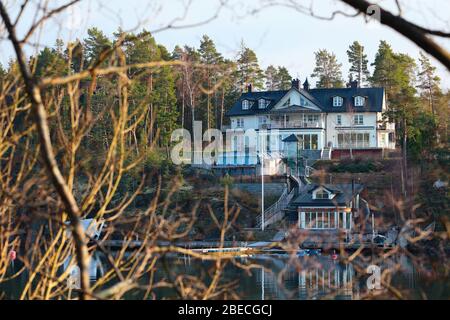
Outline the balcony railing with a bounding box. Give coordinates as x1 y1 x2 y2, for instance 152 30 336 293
259 121 322 129
377 123 395 130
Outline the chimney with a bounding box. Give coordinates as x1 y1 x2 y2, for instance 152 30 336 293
350 80 359 89
291 78 300 90
303 78 310 91
247 84 252 93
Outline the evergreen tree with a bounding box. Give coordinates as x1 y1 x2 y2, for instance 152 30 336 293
84 27 112 66
121 31 178 152
275 66 292 90
153 64 179 152
347 41 370 86
417 52 442 114
235 42 264 91
265 65 292 90
370 40 397 91
199 35 223 129
311 49 344 88
265 65 278 90
34 46 66 77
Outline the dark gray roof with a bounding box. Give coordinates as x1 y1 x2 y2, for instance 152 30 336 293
225 87 385 117
291 183 364 207
226 90 288 116
309 87 385 113
283 134 300 142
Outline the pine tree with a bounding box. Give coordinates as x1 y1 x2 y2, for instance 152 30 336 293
311 49 344 88
34 46 66 77
199 35 223 129
235 41 264 91
265 65 278 90
265 65 291 90
84 27 112 66
275 66 292 90
370 40 397 91
347 41 370 86
417 52 442 114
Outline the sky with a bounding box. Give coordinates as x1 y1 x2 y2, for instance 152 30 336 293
1 0 449 89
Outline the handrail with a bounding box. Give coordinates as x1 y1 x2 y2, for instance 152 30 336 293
257 188 295 228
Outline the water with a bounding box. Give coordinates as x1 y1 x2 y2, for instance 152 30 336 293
146 253 448 300
2 252 448 300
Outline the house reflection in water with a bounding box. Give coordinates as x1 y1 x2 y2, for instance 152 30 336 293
256 257 359 300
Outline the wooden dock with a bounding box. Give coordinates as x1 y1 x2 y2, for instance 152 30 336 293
99 239 394 254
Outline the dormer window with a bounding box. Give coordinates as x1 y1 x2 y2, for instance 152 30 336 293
333 96 343 107
315 190 330 199
354 96 365 107
242 100 250 110
258 99 268 109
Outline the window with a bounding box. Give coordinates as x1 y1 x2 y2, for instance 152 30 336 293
296 134 319 150
305 114 319 123
236 118 244 128
337 133 370 148
389 132 395 143
354 96 365 107
336 115 342 125
282 98 291 107
333 96 343 107
315 190 329 199
258 99 268 109
242 100 249 110
353 115 364 125
311 135 318 150
302 211 338 229
258 116 267 124
304 135 311 150
300 97 306 107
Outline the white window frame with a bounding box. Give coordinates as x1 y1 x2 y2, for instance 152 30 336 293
336 115 342 125
258 116 268 125
337 132 370 148
236 118 244 128
353 114 364 125
258 99 267 109
242 100 249 110
354 96 365 107
315 190 330 199
333 96 343 107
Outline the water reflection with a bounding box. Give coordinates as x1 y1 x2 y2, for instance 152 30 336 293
254 256 357 300
1 251 447 300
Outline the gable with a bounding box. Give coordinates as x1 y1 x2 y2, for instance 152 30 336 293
273 88 321 111
312 186 336 200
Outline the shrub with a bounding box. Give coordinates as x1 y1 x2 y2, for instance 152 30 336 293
329 159 384 173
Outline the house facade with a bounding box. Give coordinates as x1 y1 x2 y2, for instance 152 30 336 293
286 183 367 232
218 79 395 169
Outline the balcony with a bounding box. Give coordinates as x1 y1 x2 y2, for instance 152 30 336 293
377 123 395 131
259 121 322 130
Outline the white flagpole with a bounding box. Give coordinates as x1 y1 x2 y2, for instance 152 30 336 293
261 132 265 232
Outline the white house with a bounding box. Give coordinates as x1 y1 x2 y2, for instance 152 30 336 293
217 78 395 170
